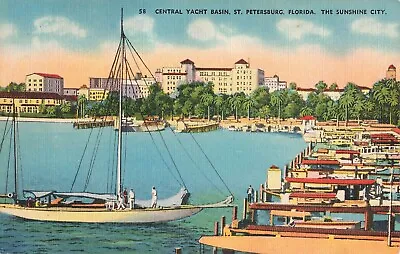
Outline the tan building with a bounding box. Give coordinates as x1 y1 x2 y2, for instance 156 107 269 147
25 73 64 95
0 91 64 114
386 64 396 80
158 59 265 95
77 85 109 101
296 86 370 101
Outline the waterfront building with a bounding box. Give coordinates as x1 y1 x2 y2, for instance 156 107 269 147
296 86 370 101
158 59 264 95
263 75 287 92
64 88 78 96
25 73 64 95
89 76 154 99
77 85 109 101
0 91 64 114
386 64 396 80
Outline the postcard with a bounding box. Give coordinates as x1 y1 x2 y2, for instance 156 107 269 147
0 0 399 253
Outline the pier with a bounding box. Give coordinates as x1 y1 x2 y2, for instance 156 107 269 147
73 119 114 129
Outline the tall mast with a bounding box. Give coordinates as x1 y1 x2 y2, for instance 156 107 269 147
116 8 124 200
12 98 18 202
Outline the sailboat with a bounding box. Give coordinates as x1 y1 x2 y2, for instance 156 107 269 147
0 9 233 223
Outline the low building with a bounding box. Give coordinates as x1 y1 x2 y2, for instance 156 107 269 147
263 75 287 92
25 73 64 95
296 86 371 101
89 75 154 99
64 88 78 96
0 91 64 114
77 85 109 101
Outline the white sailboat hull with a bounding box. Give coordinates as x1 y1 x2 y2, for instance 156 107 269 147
0 204 202 223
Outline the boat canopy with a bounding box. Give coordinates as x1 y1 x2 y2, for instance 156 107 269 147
54 192 116 201
23 190 55 199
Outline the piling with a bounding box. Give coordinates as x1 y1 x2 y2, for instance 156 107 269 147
259 184 264 202
220 216 226 235
255 190 259 203
232 206 238 221
175 247 182 254
214 221 219 236
243 198 248 220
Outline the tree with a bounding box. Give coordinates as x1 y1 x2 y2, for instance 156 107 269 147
329 83 338 91
315 81 327 94
289 82 297 90
259 105 271 121
229 93 244 121
243 96 256 120
200 93 214 121
60 102 72 115
214 95 224 121
77 95 88 118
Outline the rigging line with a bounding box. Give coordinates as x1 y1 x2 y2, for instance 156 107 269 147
124 47 187 189
125 37 157 81
15 116 24 194
106 127 114 193
84 126 105 191
5 126 13 195
189 132 233 196
110 130 117 194
123 73 182 186
70 128 94 192
169 127 226 196
0 114 11 153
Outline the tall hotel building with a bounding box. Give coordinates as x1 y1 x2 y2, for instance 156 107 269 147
25 73 64 95
156 59 265 96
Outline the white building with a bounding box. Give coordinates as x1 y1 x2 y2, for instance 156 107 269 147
64 88 78 96
263 75 287 92
25 73 64 95
89 75 155 99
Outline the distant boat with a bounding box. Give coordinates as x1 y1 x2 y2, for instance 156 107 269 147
117 117 166 132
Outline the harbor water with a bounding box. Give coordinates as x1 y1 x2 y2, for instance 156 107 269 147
0 121 306 253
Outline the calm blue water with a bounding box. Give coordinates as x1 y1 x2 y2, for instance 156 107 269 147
0 121 306 253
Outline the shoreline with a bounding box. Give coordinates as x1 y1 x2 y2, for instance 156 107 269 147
0 116 76 123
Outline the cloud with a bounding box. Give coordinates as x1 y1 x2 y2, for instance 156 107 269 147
187 19 217 41
125 15 154 34
351 18 398 38
34 16 86 38
0 23 17 40
277 19 331 40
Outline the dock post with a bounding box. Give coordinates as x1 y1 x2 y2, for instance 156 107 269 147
259 184 263 202
364 204 373 230
214 221 219 236
220 216 226 235
242 198 248 220
232 206 238 221
255 190 259 203
175 247 182 254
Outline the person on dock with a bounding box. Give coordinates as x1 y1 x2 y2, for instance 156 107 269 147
117 192 126 210
129 189 135 210
151 186 158 208
247 185 254 203
123 188 128 205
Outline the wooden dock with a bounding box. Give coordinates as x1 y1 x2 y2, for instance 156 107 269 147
73 120 114 129
176 121 219 133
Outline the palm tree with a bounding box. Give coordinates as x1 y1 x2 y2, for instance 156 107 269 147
373 82 390 123
300 107 313 117
77 94 88 118
214 95 224 121
200 93 214 121
339 84 357 125
259 105 271 121
229 94 243 121
243 96 256 120
270 91 283 123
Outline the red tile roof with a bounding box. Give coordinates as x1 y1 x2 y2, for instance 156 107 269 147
235 59 248 64
180 59 194 64
285 177 375 185
0 91 63 100
269 165 279 169
388 64 396 70
299 115 316 121
28 73 63 79
302 159 340 165
393 128 400 135
63 95 77 101
296 88 315 92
